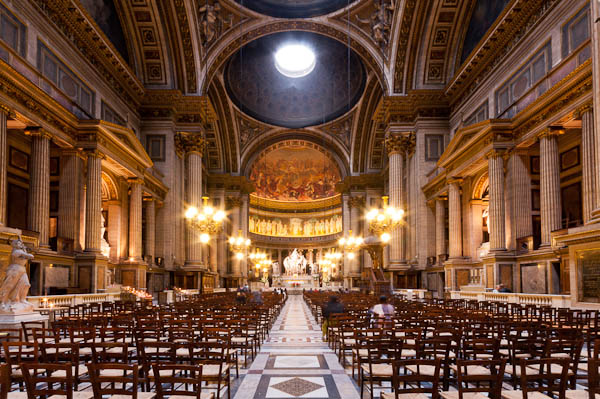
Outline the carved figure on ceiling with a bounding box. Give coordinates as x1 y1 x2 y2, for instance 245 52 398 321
357 0 395 52
198 1 232 49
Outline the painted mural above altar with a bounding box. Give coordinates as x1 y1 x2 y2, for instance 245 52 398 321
249 141 341 202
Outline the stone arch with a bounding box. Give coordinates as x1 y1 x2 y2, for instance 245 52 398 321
101 172 119 202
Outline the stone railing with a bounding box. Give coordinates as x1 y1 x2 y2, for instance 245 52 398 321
394 289 428 300
27 292 124 308
450 291 571 308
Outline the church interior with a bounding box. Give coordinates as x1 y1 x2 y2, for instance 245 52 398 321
0 0 600 398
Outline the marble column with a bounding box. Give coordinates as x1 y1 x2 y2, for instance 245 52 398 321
128 179 143 261
506 150 532 246
448 179 463 258
227 196 242 276
84 150 103 253
580 105 596 224
590 0 600 221
185 145 204 267
342 194 351 277
435 197 446 262
144 199 155 265
59 150 83 251
349 195 363 275
0 106 8 226
539 128 562 246
385 134 407 265
487 150 506 251
27 129 51 248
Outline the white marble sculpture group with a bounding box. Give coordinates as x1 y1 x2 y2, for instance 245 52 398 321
0 238 34 314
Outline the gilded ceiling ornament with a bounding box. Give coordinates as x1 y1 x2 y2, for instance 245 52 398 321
356 0 395 53
238 116 268 149
198 1 233 51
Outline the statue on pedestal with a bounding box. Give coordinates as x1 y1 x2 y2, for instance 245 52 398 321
0 238 34 314
283 248 308 275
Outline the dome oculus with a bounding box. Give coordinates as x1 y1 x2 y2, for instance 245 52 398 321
274 44 316 78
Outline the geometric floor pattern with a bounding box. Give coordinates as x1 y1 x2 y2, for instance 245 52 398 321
232 295 360 399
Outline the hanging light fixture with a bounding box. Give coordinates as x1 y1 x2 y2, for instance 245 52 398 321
365 196 404 243
229 229 251 260
338 229 363 258
184 196 226 243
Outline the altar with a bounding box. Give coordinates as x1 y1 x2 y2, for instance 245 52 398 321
272 249 319 289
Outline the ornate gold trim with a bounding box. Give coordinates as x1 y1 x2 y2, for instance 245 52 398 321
249 194 342 211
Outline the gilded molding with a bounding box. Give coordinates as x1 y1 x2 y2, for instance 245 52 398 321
30 0 144 108
392 0 418 93
173 0 197 92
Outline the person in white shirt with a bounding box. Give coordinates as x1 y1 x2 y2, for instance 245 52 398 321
370 295 395 328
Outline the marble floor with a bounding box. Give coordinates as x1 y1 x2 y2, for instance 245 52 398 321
232 295 360 399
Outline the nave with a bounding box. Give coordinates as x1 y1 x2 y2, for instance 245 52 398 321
232 295 359 399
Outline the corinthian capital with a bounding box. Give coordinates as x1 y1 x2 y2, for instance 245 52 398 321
175 132 206 155
386 132 415 156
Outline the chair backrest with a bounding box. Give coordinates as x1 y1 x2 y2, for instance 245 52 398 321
21 362 73 399
2 341 38 368
519 358 569 399
21 321 45 342
589 358 599 399
87 362 139 398
152 363 205 399
0 363 9 399
390 358 441 399
91 342 129 364
39 342 79 364
455 359 506 399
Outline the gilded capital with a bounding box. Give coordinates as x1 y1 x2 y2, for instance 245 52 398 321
537 126 565 140
575 102 593 119
24 127 52 140
385 132 415 156
485 148 505 160
128 177 144 186
84 149 105 160
226 196 243 209
0 104 11 115
175 132 206 155
447 177 463 186
348 196 366 209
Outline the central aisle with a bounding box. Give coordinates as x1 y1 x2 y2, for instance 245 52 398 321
232 294 360 399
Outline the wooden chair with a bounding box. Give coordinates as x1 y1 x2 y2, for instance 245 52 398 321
87 362 154 399
190 341 231 399
39 342 87 390
442 359 506 399
501 358 569 399
152 363 214 399
0 363 9 399
359 337 399 399
21 362 93 399
382 358 441 399
2 342 39 389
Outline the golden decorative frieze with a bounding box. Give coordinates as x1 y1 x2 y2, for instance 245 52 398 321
30 0 144 108
446 0 560 107
172 0 197 92
249 194 342 211
392 0 419 93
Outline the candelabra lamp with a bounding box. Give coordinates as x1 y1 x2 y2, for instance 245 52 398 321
229 230 251 260
337 230 364 259
184 196 226 243
365 196 405 243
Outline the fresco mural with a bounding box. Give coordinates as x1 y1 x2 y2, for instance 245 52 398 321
249 143 341 201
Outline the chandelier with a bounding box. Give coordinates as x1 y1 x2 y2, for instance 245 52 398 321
320 249 342 276
365 196 404 243
229 230 251 260
184 196 226 243
338 230 363 259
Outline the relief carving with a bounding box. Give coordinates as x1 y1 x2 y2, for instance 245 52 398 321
198 1 233 50
356 0 395 53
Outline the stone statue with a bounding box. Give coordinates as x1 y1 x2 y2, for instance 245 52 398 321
272 261 280 276
101 211 110 257
357 0 395 52
198 1 232 49
0 238 34 314
283 248 308 275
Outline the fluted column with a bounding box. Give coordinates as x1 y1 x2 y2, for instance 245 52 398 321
507 150 533 244
579 105 596 223
59 150 83 251
448 179 463 258
590 0 600 221
349 196 364 275
144 199 155 265
128 179 143 261
27 129 51 247
0 106 8 226
487 150 506 251
435 197 446 262
181 134 205 267
539 128 562 246
227 196 242 276
83 150 103 252
386 134 410 266
342 194 351 277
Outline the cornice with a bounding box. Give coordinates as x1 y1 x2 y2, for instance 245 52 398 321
207 174 254 193
30 0 145 108
445 0 560 106
141 91 216 123
375 91 450 124
336 173 384 193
